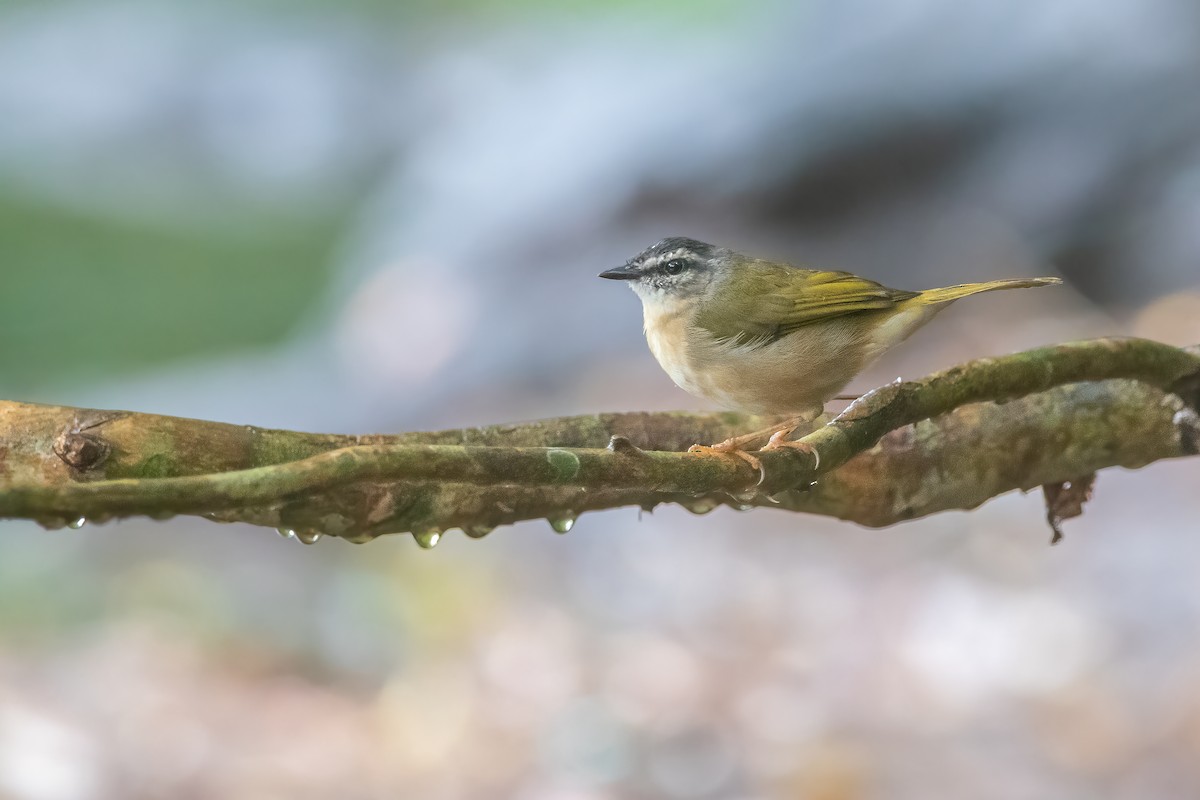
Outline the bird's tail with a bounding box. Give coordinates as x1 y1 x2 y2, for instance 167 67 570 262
915 277 1062 306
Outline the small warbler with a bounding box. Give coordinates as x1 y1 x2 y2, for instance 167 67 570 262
601 237 1060 464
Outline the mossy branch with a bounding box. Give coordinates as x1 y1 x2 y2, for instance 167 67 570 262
0 338 1196 544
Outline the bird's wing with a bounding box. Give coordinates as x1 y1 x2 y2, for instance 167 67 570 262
695 267 918 347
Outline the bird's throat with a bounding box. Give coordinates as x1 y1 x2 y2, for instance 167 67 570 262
641 299 697 389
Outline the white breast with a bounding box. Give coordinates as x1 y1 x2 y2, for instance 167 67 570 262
643 301 704 396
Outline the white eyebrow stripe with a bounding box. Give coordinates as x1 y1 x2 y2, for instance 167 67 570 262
642 248 689 268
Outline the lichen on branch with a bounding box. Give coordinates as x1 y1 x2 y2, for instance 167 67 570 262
0 338 1196 545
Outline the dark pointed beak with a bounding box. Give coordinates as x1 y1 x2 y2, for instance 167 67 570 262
598 265 640 280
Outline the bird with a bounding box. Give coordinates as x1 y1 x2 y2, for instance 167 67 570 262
599 237 1060 467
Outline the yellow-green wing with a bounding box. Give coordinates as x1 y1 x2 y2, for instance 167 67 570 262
695 265 918 347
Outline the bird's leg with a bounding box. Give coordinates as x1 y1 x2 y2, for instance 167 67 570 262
761 425 819 469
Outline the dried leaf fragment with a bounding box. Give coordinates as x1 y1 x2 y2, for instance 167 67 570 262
1042 474 1096 545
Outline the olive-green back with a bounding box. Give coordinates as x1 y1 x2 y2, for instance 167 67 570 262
694 261 918 347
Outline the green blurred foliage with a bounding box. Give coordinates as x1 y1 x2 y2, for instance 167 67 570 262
0 190 343 391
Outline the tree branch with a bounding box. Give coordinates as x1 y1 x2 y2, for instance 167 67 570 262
1 338 1196 544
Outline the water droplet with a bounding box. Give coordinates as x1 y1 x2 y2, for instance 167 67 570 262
733 503 754 512
732 490 759 503
344 531 375 545
67 516 87 530
683 498 718 515
548 513 576 534
295 529 323 545
36 517 68 531
464 524 495 539
276 527 297 540
414 528 442 549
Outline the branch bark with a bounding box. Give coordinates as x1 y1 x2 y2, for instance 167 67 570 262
0 338 1196 544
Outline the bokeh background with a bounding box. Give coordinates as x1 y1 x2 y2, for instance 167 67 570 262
2 0 1200 797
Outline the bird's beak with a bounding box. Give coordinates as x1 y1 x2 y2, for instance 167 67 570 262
598 265 640 280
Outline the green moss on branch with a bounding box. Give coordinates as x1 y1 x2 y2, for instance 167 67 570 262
0 338 1196 541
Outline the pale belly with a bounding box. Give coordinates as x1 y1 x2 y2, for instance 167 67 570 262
644 307 924 415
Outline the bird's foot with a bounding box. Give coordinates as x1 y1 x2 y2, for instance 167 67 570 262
687 414 822 486
760 428 820 469
687 438 764 480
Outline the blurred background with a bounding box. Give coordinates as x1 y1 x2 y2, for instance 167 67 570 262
2 0 1199 797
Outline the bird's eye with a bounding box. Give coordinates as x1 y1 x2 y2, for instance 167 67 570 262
664 259 686 275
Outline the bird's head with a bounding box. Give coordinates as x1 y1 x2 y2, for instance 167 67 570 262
599 237 733 310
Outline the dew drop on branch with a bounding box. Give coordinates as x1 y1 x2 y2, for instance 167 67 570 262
413 528 442 549
548 513 576 534
295 529 323 545
683 498 718 515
